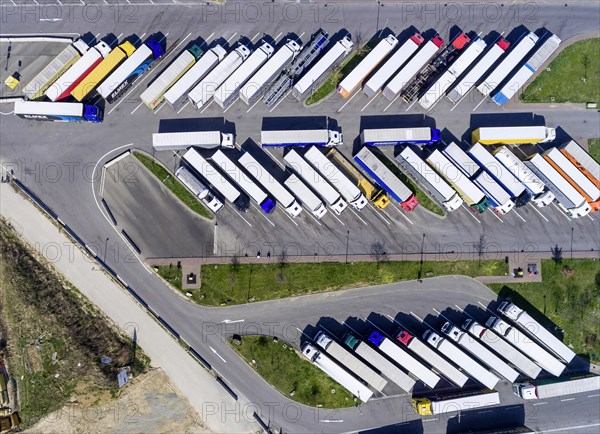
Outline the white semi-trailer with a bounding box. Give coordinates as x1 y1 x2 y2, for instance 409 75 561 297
513 374 600 400
238 152 303 218
486 316 566 377
424 330 500 390
441 141 481 177
413 390 500 416
261 118 343 148
304 146 368 210
284 174 328 219
472 126 556 145
396 147 463 212
463 319 542 379
360 127 441 146
301 344 373 402
441 322 520 383
560 140 600 180
284 150 348 214
175 166 224 213
152 130 234 151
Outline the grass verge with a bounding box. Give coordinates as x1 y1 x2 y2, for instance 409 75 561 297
133 151 213 220
521 38 600 105
488 259 600 361
158 259 507 306
229 336 356 408
588 139 600 162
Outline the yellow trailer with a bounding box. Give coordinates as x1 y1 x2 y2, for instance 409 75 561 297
71 41 136 101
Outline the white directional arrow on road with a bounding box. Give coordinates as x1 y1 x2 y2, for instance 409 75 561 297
209 346 227 363
221 319 245 324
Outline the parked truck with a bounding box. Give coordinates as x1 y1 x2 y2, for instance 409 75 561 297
472 126 556 145
486 316 566 377
304 146 368 210
284 150 348 214
14 100 102 123
412 389 500 416
344 333 416 393
97 39 165 103
338 34 398 98
353 147 419 211
560 140 600 182
152 130 234 151
238 152 303 217
301 343 373 402
46 41 112 101
477 32 539 97
140 44 203 110
368 330 441 389
446 38 510 104
188 44 251 109
164 45 227 109
492 35 561 105
525 154 591 218
424 330 500 389
175 166 224 213
327 148 390 209
293 34 353 100
426 149 491 213
261 118 342 147
396 147 463 212
23 39 90 100
284 174 328 219
214 42 274 109
315 331 388 392
360 127 441 146
498 300 576 363
513 374 600 400
182 148 250 212
396 328 469 387
441 322 520 383
463 319 542 379
363 33 424 98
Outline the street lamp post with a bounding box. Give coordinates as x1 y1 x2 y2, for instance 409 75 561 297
247 268 253 301
103 237 109 263
419 233 425 281
570 227 574 260
345 230 350 264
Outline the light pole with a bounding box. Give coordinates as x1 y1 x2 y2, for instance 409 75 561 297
345 230 350 264
247 268 253 301
419 233 425 281
570 227 574 260
103 237 109 263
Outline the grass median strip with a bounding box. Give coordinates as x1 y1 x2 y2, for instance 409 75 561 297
229 336 356 408
133 151 213 220
588 139 600 162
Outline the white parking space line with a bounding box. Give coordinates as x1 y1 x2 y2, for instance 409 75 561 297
528 203 549 222
223 97 238 113
117 32 124 39
361 92 379 112
328 210 345 226
349 207 368 226
337 91 359 112
270 90 291 112
130 102 143 115
274 32 282 41
513 209 526 223
588 394 600 398
552 202 571 221
226 33 237 44
472 96 486 112
252 204 275 226
282 210 299 227
368 203 390 225
449 94 466 111
153 102 165 114
462 204 481 223
404 100 417 112
587 214 595 221
263 149 286 169
533 402 548 406
200 100 213 113
560 398 575 402
177 101 189 114
514 146 529 158
206 32 215 43
383 94 400 112
233 208 252 227
140 32 147 40
246 99 261 113
251 33 260 43
391 204 413 225
489 210 504 223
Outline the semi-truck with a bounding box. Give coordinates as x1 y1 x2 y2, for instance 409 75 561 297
412 389 500 416
485 316 566 377
238 152 303 218
525 155 591 218
261 118 342 147
14 100 102 123
326 148 390 209
71 41 136 101
424 330 500 390
441 141 481 178
493 147 555 207
419 38 487 110
560 140 600 182
140 44 203 110
338 35 398 98
396 147 463 212
446 38 510 104
363 33 424 98
182 148 250 212
284 174 328 219
344 333 416 393
353 147 419 211
164 45 227 109
368 330 441 389
283 150 348 214
472 126 556 145
214 42 274 109
477 32 539 97
492 35 561 105
426 149 491 213
45 41 112 101
152 130 234 151
513 373 600 400
97 39 164 103
382 36 444 101
301 343 373 402
498 300 576 363
315 331 388 393
360 127 441 146
240 40 301 105
463 319 542 379
23 39 90 100
188 44 251 109
210 150 275 214
396 328 469 387
175 166 224 213
441 322 520 383
293 34 353 100
304 146 368 210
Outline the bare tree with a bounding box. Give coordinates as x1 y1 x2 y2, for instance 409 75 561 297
551 244 563 269
370 241 388 270
229 254 240 284
474 234 486 267
278 249 287 282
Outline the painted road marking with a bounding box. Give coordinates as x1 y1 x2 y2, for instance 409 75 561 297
209 346 226 363
337 90 359 112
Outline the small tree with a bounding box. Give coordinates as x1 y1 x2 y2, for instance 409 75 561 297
370 241 388 270
474 234 486 267
278 250 287 282
229 254 240 285
551 245 563 269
